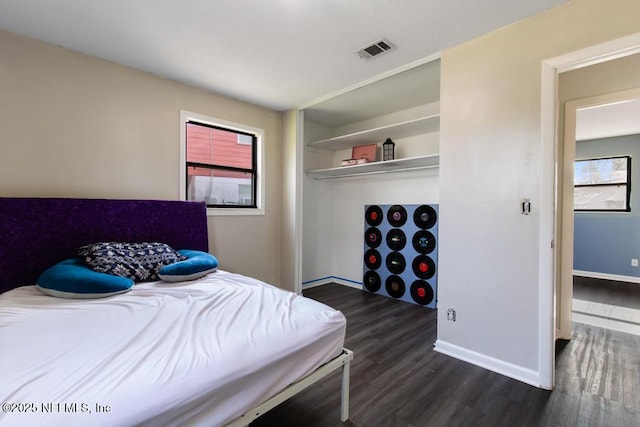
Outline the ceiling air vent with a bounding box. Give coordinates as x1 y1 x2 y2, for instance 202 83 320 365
354 38 396 60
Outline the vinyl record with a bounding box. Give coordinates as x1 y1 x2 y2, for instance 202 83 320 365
385 275 405 298
365 205 383 226
412 255 436 280
410 280 434 305
363 270 381 293
386 228 407 251
365 227 382 248
413 205 437 229
385 251 406 274
364 249 382 270
412 230 436 254
387 205 407 227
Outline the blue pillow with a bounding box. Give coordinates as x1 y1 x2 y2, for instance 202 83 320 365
158 250 218 282
37 258 134 299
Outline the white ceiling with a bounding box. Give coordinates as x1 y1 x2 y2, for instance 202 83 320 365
576 98 640 141
0 0 567 111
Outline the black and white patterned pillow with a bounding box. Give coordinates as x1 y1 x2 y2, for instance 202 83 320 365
79 242 186 282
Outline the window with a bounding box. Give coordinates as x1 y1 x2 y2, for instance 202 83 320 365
180 111 264 214
574 156 631 212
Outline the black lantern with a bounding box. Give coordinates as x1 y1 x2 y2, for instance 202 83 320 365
383 138 395 161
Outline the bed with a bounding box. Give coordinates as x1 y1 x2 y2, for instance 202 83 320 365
0 197 353 426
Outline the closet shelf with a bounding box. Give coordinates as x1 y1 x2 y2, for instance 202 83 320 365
306 154 439 180
307 115 439 151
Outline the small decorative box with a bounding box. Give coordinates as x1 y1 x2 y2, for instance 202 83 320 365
352 143 377 163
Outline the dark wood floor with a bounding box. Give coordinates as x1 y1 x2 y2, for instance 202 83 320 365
573 276 640 309
251 284 640 427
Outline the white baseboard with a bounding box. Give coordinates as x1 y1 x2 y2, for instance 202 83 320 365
572 298 640 336
302 276 363 290
572 312 640 336
573 270 640 285
433 340 545 389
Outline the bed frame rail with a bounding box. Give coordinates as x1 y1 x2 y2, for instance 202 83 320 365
225 348 354 426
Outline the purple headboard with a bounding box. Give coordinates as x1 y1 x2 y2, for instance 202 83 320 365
0 198 208 293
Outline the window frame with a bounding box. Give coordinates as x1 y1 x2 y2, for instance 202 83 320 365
573 155 631 212
180 110 265 216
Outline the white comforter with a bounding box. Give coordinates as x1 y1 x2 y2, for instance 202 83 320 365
0 270 346 427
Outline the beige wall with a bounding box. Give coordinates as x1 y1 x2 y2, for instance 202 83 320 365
438 0 640 385
280 109 300 291
0 29 283 286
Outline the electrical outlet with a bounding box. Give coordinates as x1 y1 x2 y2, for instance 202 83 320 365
447 308 456 321
632 259 638 267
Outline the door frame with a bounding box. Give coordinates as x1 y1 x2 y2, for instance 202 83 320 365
559 88 640 340
539 32 640 389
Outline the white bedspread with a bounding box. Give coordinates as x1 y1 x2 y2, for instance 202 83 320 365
0 270 346 427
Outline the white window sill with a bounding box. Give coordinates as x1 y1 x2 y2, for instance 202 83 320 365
206 207 265 216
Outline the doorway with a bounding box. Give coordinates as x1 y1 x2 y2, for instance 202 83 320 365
561 93 640 337
539 33 640 389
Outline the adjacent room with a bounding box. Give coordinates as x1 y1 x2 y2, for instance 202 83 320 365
1 0 639 426
570 94 640 336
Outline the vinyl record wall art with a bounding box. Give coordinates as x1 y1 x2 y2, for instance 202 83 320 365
363 204 438 308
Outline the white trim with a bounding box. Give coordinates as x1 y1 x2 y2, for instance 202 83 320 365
302 282 324 290
572 312 640 336
434 340 546 389
539 60 557 389
294 109 304 295
573 299 640 324
573 270 640 285
558 96 577 340
566 87 640 109
302 279 332 290
541 31 640 390
572 299 640 336
302 277 363 290
332 278 363 290
179 110 265 216
551 33 640 73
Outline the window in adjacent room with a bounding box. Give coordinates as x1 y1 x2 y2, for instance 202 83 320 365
574 155 631 212
180 111 264 215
